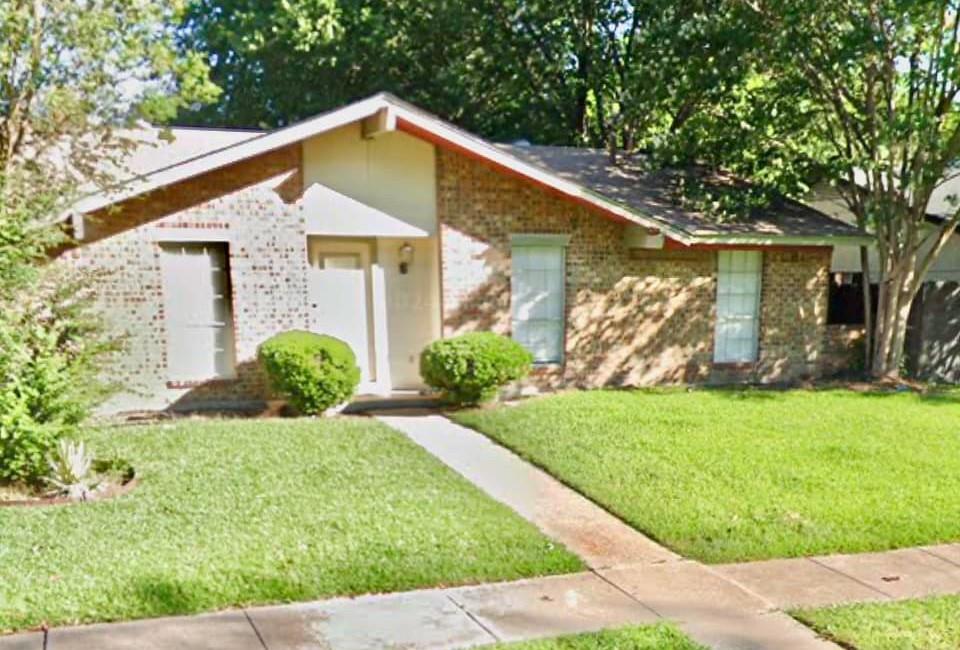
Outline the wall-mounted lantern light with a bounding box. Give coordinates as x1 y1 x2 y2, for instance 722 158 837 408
399 242 414 275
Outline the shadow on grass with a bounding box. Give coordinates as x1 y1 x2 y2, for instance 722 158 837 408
653 383 960 406
128 571 348 617
130 578 216 618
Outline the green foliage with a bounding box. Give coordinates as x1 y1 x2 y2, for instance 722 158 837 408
258 331 360 414
178 0 725 146
420 333 532 406
0 0 217 483
0 419 580 632
0 270 117 484
0 0 219 185
0 180 63 294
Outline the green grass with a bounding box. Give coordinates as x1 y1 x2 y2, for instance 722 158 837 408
0 418 580 633
492 624 704 649
795 595 960 649
453 388 960 563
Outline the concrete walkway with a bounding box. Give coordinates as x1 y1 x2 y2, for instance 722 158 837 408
376 413 678 569
378 414 839 650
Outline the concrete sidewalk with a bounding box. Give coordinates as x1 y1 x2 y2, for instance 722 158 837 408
0 566 833 650
718 544 960 608
0 573 657 650
13 539 960 650
376 413 678 570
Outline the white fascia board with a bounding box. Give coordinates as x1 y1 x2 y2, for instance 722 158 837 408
73 92 695 243
692 233 874 246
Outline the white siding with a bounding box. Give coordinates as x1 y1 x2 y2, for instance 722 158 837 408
160 243 236 382
511 245 565 363
715 251 762 363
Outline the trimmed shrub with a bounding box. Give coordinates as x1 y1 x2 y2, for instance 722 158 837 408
420 333 533 405
258 331 360 415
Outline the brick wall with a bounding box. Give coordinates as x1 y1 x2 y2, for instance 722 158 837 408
61 140 835 412
437 148 831 389
60 145 306 412
756 248 832 381
822 324 866 376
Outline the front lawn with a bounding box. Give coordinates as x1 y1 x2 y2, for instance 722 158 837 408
0 418 580 633
795 595 960 649
492 624 704 649
454 388 960 563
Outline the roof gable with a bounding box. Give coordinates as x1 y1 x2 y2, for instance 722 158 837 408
74 93 870 246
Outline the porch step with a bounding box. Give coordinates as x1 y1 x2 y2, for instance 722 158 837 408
342 392 443 414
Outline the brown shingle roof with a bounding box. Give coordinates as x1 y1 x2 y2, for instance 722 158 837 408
497 144 865 240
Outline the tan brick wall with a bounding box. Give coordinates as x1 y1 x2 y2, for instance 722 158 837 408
60 145 306 411
756 248 832 381
61 140 835 411
821 324 866 376
437 148 831 388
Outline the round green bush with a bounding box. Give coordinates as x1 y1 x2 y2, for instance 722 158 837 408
420 332 533 405
258 331 360 415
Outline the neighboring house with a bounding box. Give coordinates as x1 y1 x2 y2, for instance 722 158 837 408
62 94 870 413
807 185 960 381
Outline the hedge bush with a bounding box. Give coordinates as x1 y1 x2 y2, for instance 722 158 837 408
420 333 532 405
0 271 116 484
258 331 360 415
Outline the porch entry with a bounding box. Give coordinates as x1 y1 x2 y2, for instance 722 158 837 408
307 239 379 391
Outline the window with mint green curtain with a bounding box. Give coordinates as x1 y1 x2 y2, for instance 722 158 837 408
511 244 565 364
714 250 762 363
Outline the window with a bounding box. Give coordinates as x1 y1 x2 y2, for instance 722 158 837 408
828 272 878 325
714 250 762 363
511 235 568 364
160 243 236 382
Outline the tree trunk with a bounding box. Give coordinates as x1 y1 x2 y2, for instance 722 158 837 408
870 258 919 379
858 245 873 373
871 282 900 378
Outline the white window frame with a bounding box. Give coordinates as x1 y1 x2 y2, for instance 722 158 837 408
159 242 237 383
714 250 763 364
510 234 569 365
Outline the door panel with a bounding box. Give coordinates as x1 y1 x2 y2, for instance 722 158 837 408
308 241 375 384
160 243 235 381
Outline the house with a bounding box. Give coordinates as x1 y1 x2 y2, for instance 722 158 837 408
63 94 870 413
808 185 960 381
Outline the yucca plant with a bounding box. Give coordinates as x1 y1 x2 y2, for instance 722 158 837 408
45 439 100 501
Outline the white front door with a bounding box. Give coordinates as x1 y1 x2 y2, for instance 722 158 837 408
308 240 376 387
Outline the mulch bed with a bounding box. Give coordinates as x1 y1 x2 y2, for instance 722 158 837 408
0 474 138 508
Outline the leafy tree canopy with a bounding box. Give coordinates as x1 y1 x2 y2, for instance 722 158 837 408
177 0 745 147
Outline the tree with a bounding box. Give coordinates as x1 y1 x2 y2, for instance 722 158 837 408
0 0 218 481
656 1 960 378
177 0 737 146
178 0 488 131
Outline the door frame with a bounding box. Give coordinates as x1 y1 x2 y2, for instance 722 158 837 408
307 237 391 395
